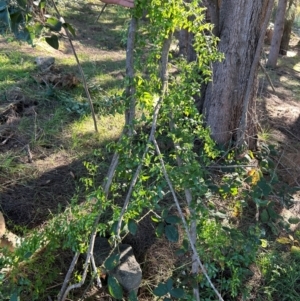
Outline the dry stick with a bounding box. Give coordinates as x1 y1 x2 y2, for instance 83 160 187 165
152 137 224 301
50 0 98 132
115 33 173 238
259 61 276 92
95 3 108 23
57 252 80 301
58 17 138 301
58 217 100 301
237 0 275 146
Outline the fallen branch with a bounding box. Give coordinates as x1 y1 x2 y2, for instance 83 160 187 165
50 0 98 133
152 137 224 301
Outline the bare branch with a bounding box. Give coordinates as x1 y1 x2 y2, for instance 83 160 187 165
115 32 173 238
50 0 98 132
152 137 224 301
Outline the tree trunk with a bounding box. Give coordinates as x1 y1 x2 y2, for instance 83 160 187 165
203 0 274 149
267 0 288 67
279 0 297 55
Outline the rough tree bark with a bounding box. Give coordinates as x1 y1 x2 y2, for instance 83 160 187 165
280 0 297 55
203 0 274 149
267 0 288 67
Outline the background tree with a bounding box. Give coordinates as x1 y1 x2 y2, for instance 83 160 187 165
280 0 298 55
203 0 274 149
267 0 289 67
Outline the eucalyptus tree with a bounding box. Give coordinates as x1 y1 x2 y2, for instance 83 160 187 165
203 0 275 149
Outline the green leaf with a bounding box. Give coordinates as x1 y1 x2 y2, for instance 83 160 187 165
260 239 268 248
161 209 168 219
153 283 168 297
63 23 76 36
128 290 138 301
182 239 189 251
128 219 137 235
45 35 59 50
170 287 184 298
151 215 160 223
260 209 269 223
155 222 164 237
165 215 181 224
104 254 120 271
108 276 123 300
257 179 272 197
46 17 62 31
165 225 179 242
253 198 269 207
276 237 291 244
291 246 300 258
288 217 300 224
16 0 26 8
10 291 20 301
166 278 173 290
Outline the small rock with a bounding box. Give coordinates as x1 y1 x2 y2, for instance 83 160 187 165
93 237 142 293
0 212 22 252
35 57 55 71
113 244 142 293
0 212 6 237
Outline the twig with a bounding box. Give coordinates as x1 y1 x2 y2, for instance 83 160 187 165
25 144 33 163
58 214 101 301
50 0 98 132
57 252 80 301
277 125 300 142
259 61 276 92
152 137 224 301
207 164 258 169
91 254 102 288
0 133 13 145
95 3 108 23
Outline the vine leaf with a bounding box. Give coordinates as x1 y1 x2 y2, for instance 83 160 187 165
155 222 164 237
108 276 123 300
128 290 138 301
104 254 120 271
63 23 76 37
288 217 300 224
260 209 269 223
166 278 173 290
170 287 184 298
45 35 59 49
46 17 62 32
165 215 181 224
153 283 168 297
165 225 179 242
128 219 137 235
